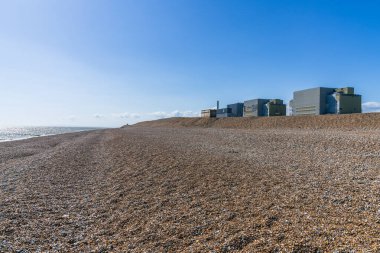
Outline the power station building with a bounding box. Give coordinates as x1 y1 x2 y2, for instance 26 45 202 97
200 101 244 118
289 87 362 116
201 109 217 118
216 103 244 118
243 99 286 117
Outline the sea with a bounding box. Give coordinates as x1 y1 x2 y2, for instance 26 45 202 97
0 126 101 142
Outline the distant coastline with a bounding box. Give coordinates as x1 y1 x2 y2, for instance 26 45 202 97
0 126 103 142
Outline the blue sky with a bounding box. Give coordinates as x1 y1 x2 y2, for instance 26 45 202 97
1 0 380 127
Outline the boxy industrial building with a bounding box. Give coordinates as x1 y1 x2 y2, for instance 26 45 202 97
289 87 362 116
216 103 244 118
201 109 217 118
243 99 286 117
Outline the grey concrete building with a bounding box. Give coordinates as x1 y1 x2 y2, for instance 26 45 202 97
243 99 286 117
216 103 244 118
289 87 362 116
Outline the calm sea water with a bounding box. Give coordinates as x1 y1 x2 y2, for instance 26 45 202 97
0 127 101 142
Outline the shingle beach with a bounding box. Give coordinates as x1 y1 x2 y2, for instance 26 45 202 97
1 115 380 252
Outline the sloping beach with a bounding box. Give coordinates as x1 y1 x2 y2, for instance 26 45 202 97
1 115 380 252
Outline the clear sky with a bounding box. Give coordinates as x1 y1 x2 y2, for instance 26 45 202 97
1 0 380 127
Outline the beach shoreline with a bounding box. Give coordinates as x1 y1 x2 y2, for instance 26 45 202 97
0 127 103 143
0 121 379 251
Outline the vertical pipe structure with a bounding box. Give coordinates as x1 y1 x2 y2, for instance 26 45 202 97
217 100 220 110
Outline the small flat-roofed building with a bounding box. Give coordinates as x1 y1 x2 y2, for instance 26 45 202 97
201 109 217 118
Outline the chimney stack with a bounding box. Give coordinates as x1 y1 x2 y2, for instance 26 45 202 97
217 100 220 110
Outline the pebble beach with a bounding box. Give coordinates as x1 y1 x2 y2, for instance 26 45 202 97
1 115 380 252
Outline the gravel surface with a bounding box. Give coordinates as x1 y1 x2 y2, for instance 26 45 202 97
0 120 380 252
135 113 380 130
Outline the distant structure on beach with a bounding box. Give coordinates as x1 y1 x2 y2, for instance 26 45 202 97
289 87 362 116
201 101 245 118
243 99 286 117
201 86 362 118
201 100 219 118
201 109 217 118
216 103 244 118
